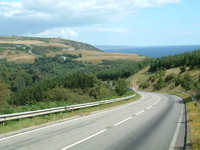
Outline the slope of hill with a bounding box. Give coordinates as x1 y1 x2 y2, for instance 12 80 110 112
47 50 145 63
129 66 200 94
129 66 200 150
0 36 145 63
128 50 200 150
0 36 100 51
128 50 200 99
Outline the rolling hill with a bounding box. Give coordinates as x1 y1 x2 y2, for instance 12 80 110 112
0 36 145 63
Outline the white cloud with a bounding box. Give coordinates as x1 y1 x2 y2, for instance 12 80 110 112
130 0 181 8
0 0 182 35
0 0 182 19
89 27 129 33
0 2 23 17
27 26 128 39
27 28 79 38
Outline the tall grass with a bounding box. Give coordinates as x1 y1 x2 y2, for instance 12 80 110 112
187 99 200 150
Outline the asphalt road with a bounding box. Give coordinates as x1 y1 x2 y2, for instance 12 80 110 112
0 92 186 150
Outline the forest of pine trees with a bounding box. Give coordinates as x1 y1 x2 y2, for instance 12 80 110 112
0 53 150 114
149 50 200 72
1 49 199 114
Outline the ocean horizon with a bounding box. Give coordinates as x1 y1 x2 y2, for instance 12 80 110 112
95 45 200 58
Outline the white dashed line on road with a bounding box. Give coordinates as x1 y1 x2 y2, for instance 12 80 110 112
135 110 145 116
146 106 152 110
114 117 132 126
61 129 107 150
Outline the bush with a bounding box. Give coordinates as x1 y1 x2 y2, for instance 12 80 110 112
0 79 11 108
139 82 149 89
156 70 166 77
89 85 106 100
175 76 182 86
115 78 128 96
196 91 200 100
180 66 187 73
154 77 165 90
181 80 193 90
183 72 192 81
45 87 72 102
165 73 176 82
149 74 158 83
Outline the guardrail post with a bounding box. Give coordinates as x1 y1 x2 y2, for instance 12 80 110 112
190 94 197 106
1 121 5 126
65 106 67 111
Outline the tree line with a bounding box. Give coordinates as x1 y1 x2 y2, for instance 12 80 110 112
97 59 153 80
149 49 200 72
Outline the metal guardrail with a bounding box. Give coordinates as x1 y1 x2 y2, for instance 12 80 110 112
0 94 136 122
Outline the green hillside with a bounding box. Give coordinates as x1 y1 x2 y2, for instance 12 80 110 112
133 50 200 95
128 49 200 150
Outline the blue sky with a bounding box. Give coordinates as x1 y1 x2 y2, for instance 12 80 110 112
0 0 199 46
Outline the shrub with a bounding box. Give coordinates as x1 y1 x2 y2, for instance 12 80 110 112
45 87 72 102
165 73 176 82
149 74 158 83
115 78 128 96
175 76 182 86
181 81 193 90
139 82 149 89
180 66 187 73
89 82 117 100
183 72 192 81
0 79 11 108
154 77 165 90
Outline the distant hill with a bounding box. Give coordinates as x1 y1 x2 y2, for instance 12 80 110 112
0 36 101 51
0 36 145 63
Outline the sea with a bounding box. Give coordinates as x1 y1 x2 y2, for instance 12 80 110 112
95 45 200 58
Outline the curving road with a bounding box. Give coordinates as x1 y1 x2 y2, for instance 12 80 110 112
0 92 186 150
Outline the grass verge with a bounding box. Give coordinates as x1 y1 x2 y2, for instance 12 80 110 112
184 96 200 150
164 91 200 150
0 94 141 135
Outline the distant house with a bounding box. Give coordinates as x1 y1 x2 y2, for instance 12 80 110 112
61 56 67 60
63 47 75 51
16 45 22 48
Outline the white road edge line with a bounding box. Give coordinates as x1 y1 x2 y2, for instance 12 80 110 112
169 102 184 150
61 129 106 150
135 110 145 116
114 117 132 126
